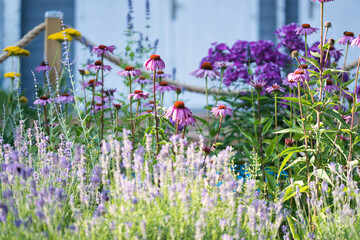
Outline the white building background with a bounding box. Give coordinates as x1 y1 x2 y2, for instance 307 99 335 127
0 0 359 109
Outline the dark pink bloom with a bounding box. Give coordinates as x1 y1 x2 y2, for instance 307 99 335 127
128 90 149 100
87 61 112 72
211 105 233 117
56 93 74 104
341 114 351 124
191 62 221 79
34 96 52 106
266 83 285 94
92 45 115 57
95 95 111 103
143 54 165 71
101 88 117 96
118 66 141 77
35 61 51 72
113 103 122 110
164 101 196 126
283 73 298 89
133 77 152 85
338 32 355 45
285 138 295 147
351 34 360 47
294 24 318 36
153 81 177 93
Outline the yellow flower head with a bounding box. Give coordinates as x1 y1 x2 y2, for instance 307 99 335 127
85 70 90 75
64 28 81 37
4 72 21 78
19 96 28 105
48 32 73 42
3 46 30 57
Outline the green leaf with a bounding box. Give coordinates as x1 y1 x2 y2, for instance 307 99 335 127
262 118 274 135
265 138 276 157
238 126 256 146
279 97 311 107
275 127 303 135
310 51 321 58
287 216 301 240
265 172 277 191
313 169 333 186
277 150 300 182
194 115 208 125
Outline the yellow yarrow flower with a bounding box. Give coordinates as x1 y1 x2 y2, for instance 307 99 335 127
3 46 30 56
85 70 90 75
19 96 28 105
48 32 73 42
63 28 81 37
4 72 21 78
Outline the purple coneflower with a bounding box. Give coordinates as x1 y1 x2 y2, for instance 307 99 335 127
211 105 233 117
35 61 51 72
56 93 74 104
285 138 295 147
351 34 360 47
92 45 115 57
95 95 110 103
266 83 285 94
82 79 102 89
213 61 234 70
87 61 112 72
191 62 221 79
295 24 318 36
250 79 267 91
118 66 141 77
154 81 177 93
128 90 149 100
293 70 310 82
34 96 52 106
92 103 108 113
150 71 171 79
311 0 334 2
113 103 122 110
283 73 298 89
143 100 157 108
164 101 196 126
139 109 155 116
133 76 152 85
324 79 339 92
101 88 117 97
341 114 351 124
338 32 355 45
143 54 165 71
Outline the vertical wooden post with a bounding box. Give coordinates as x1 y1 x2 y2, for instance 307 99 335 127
44 11 62 87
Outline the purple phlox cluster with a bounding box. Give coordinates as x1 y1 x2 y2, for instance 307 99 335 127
255 62 283 87
92 44 115 57
275 23 305 52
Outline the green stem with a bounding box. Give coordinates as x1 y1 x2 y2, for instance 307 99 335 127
100 54 105 143
205 77 210 135
152 70 160 154
212 115 223 148
251 89 258 142
275 93 279 155
129 75 135 148
215 69 224 106
257 91 266 196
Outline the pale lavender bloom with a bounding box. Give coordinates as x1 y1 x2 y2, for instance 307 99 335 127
143 101 157 108
164 101 196 126
266 83 285 94
327 46 343 60
283 74 297 89
92 103 108 113
191 62 221 79
250 79 267 91
143 54 165 71
222 234 233 240
34 96 52 106
87 61 112 72
150 71 171 79
351 35 360 47
338 32 355 45
153 82 177 93
118 66 141 77
95 95 110 103
294 24 318 36
324 79 339 92
211 105 233 117
293 69 310 82
213 61 234 70
127 90 149 100
56 93 74 104
81 79 102 89
35 61 51 72
133 77 152 85
92 44 115 56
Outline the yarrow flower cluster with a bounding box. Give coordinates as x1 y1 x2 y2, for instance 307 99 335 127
3 46 30 56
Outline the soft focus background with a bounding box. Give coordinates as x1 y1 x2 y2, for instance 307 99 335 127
0 0 359 109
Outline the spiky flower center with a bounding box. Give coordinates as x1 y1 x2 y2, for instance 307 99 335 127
150 54 161 60
326 79 333 85
344 31 354 37
157 71 164 74
79 69 85 75
174 101 185 109
62 93 70 97
294 70 304 75
218 105 227 109
300 64 308 69
134 90 143 94
88 79 95 84
203 147 211 154
113 103 122 109
96 103 103 106
329 46 335 50
302 23 311 28
98 45 106 49
149 101 155 104
201 62 213 70
95 61 102 66
41 61 48 66
40 96 48 100
125 66 134 71
146 110 153 113
139 77 146 80
159 81 168 86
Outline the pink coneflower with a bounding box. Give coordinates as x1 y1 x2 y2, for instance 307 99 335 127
34 96 52 106
213 61 234 70
139 109 155 116
327 46 343 60
35 61 51 72
113 103 122 110
44 123 59 128
295 23 318 36
339 134 350 141
143 54 165 71
118 66 141 77
153 81 177 93
324 79 339 92
311 0 334 2
143 100 157 108
128 90 149 100
101 88 117 97
150 71 171 79
293 69 310 82
266 83 285 94
191 62 221 79
250 79 267 91
87 61 112 72
296 64 310 75
341 114 351 124
92 103 108 113
56 93 74 104
285 138 295 147
351 34 360 47
95 95 110 103
92 44 115 57
338 32 355 45
82 79 102 89
283 73 298 89
133 76 152 85
211 105 233 117
164 101 196 126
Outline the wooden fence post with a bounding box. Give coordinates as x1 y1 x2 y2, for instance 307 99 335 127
44 11 62 87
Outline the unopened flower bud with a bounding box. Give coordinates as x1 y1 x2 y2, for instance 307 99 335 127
327 39 335 46
324 21 332 28
291 50 299 59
